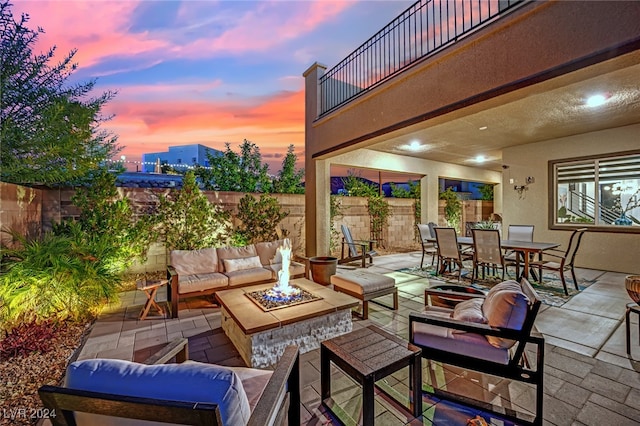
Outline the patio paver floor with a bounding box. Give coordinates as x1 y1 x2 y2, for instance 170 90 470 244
73 252 640 425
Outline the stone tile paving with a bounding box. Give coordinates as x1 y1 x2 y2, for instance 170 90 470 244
74 253 640 425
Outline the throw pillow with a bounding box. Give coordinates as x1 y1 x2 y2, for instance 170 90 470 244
482 280 529 349
224 256 263 273
451 298 487 324
171 248 218 275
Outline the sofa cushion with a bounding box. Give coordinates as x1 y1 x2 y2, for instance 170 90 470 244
65 358 251 426
482 280 529 348
255 240 284 266
226 268 273 287
178 272 228 294
413 306 509 364
451 298 487 324
224 256 263 273
217 245 258 272
171 248 218 275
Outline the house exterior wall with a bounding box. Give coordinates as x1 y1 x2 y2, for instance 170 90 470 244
502 123 640 274
304 0 640 261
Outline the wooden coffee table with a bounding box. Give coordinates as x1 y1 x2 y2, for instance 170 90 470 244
321 325 422 424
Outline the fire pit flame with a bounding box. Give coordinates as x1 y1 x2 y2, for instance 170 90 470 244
266 238 301 301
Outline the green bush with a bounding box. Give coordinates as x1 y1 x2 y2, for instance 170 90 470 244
235 194 289 244
157 171 231 250
0 227 122 330
440 187 462 232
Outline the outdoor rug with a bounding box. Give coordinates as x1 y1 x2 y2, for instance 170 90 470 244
397 264 597 307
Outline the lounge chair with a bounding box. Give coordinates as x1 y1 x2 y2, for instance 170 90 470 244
39 339 300 426
339 224 377 268
409 278 544 426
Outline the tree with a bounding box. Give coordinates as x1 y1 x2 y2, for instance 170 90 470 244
156 171 231 251
273 145 304 194
0 1 118 185
197 140 272 192
234 194 289 244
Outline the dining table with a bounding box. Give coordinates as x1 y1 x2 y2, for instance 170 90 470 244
427 236 560 280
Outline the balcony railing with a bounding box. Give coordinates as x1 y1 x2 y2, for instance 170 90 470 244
318 0 528 116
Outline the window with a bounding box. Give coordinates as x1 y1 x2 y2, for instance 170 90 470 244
551 151 640 231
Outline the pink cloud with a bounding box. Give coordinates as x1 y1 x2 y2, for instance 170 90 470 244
13 1 169 68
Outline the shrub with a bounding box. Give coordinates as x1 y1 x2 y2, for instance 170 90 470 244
0 227 122 330
57 168 157 268
157 171 231 250
0 321 57 358
235 194 289 244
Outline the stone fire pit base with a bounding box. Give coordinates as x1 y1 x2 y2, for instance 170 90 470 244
221 306 352 368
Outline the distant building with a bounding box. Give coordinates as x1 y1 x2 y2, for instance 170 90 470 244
142 144 221 172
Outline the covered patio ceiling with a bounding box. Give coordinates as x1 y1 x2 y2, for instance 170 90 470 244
364 50 640 172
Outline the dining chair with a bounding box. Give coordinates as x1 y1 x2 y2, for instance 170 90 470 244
434 227 472 281
471 229 516 283
530 228 587 295
505 224 535 278
417 223 437 268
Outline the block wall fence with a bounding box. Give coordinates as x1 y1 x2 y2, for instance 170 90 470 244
1 182 492 273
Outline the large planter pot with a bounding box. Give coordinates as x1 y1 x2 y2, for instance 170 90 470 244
309 256 338 286
625 275 640 304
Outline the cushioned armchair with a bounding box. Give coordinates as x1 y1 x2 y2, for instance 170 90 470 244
409 279 544 426
39 339 300 426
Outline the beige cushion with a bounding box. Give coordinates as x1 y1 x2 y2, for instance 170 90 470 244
330 271 395 295
412 306 509 364
482 280 529 348
255 240 284 266
227 268 273 287
224 256 263 273
171 248 218 275
217 245 258 272
451 298 487 324
178 272 228 294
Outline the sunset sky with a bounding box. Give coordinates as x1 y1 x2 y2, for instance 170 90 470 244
15 0 414 173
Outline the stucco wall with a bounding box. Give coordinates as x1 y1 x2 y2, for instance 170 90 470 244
502 123 640 274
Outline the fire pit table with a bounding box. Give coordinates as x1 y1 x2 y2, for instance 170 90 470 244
216 278 359 368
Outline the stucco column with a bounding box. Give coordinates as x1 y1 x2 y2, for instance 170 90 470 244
303 62 327 257
420 175 429 224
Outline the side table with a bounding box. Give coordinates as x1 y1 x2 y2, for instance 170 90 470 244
137 279 168 320
626 302 640 355
321 325 422 425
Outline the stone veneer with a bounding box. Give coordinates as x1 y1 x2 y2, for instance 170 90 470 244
222 306 352 368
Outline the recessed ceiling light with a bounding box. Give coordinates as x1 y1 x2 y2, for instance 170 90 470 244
475 155 486 163
479 126 488 130
586 94 607 108
399 140 430 152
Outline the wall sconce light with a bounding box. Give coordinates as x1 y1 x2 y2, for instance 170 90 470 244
514 176 534 199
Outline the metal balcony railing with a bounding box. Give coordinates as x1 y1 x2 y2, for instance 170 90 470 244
318 0 528 116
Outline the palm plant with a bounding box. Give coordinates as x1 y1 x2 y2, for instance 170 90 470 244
0 226 122 330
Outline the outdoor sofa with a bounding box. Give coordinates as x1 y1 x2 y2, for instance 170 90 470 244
167 240 305 318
